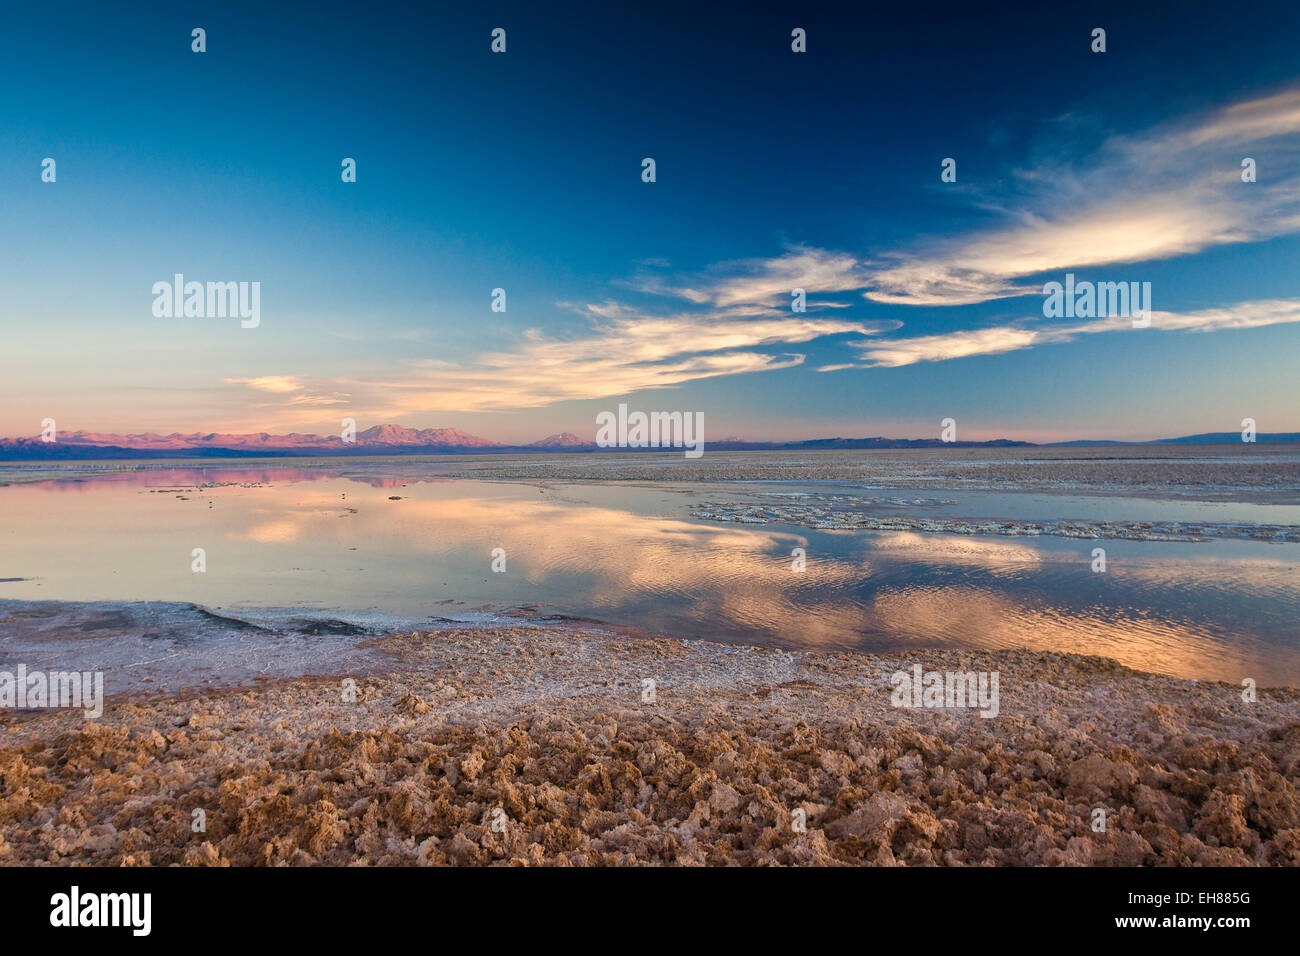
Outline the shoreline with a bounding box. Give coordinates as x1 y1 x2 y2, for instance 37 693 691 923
3 627 1298 866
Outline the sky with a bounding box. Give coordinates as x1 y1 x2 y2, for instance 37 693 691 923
2 0 1299 443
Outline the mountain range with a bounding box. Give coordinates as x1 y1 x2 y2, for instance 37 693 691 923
0 426 1294 460
0 425 588 459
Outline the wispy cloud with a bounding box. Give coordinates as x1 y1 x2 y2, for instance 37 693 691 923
863 89 1300 306
830 298 1300 368
633 246 872 307
839 326 1045 368
223 376 305 393
224 376 350 410
230 306 897 421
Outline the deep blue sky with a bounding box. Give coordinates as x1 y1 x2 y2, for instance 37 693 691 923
2 0 1298 441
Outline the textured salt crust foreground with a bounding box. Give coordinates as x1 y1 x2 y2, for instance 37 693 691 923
2 627 1298 866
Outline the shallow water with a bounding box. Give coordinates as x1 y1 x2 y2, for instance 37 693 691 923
1 462 1298 688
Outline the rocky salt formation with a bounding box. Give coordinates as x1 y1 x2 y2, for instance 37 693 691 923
1 627 1298 866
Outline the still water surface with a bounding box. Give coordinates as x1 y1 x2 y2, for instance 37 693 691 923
1 465 1298 686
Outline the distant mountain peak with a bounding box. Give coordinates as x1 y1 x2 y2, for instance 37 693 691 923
530 432 589 447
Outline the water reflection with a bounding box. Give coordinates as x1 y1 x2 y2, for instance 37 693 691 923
1 468 1297 686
